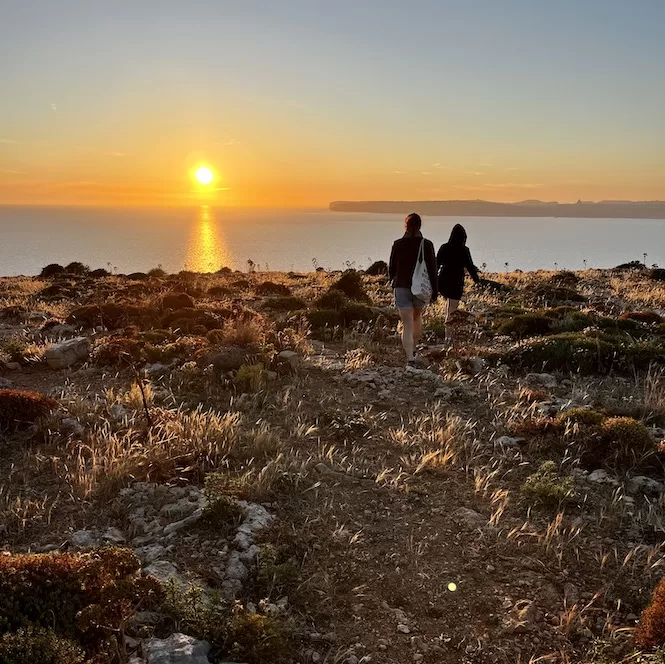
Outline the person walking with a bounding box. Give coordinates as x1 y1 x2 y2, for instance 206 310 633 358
436 223 480 340
388 213 438 368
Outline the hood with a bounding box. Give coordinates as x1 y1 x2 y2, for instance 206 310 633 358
449 223 467 245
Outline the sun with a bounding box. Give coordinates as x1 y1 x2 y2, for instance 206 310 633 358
194 166 215 186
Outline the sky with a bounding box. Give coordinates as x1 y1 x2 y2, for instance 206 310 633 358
1 0 664 207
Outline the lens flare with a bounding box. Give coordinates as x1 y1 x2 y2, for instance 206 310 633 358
448 582 457 592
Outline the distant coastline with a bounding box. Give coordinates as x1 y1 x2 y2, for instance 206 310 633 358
329 199 665 219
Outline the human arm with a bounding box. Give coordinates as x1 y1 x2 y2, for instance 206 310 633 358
388 242 397 286
465 248 481 284
426 240 439 300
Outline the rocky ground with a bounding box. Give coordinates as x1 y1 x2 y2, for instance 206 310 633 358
1 262 665 663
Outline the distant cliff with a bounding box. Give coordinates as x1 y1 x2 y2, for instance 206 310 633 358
329 200 665 219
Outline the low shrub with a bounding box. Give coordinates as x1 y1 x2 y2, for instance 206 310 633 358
621 310 664 325
64 262 89 276
306 309 343 332
329 270 370 302
497 313 553 339
234 363 267 392
255 281 291 296
147 267 167 278
39 263 66 279
93 338 147 367
262 296 307 312
161 292 195 310
595 416 655 468
549 270 580 287
365 260 388 276
0 626 85 664
556 408 605 427
201 475 243 535
208 285 234 297
531 285 586 304
0 548 162 658
314 289 347 311
650 268 665 282
67 303 159 330
637 577 665 648
598 316 642 333
0 389 58 431
89 268 110 278
342 303 375 326
522 461 575 506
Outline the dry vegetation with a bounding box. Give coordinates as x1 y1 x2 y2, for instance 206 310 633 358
1 262 665 663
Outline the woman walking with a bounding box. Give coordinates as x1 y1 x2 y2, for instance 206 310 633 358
436 223 480 340
389 213 438 368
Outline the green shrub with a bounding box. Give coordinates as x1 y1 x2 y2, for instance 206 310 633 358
314 289 347 311
67 303 159 331
329 270 370 302
234 363 267 392
255 544 301 597
39 264 66 279
208 285 234 297
306 309 343 331
497 313 553 338
621 311 664 325
0 389 58 431
531 285 586 304
262 296 307 312
201 476 243 534
0 626 85 664
522 461 574 506
556 408 605 427
342 303 375 326
0 548 163 656
255 282 291 296
147 267 167 278
597 416 655 468
93 338 146 367
64 262 89 276
365 260 388 276
494 332 617 374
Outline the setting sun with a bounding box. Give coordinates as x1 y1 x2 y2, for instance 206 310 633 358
194 166 214 186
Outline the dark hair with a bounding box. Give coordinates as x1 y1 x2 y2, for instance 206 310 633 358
404 213 422 236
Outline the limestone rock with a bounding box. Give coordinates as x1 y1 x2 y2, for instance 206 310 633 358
627 475 664 495
46 337 90 369
70 529 98 548
141 633 211 664
452 507 487 529
587 469 619 486
525 373 557 389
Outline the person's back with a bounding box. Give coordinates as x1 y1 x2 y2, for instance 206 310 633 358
437 224 479 301
390 235 436 290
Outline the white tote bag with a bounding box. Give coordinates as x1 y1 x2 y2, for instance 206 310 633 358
411 239 432 303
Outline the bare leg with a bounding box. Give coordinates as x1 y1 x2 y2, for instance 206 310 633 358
445 298 460 342
413 308 423 347
398 308 415 361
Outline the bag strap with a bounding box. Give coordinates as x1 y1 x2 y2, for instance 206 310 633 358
417 239 425 264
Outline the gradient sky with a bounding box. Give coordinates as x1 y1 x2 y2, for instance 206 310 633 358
1 0 664 206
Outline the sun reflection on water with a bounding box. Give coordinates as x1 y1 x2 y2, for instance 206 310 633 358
184 206 231 272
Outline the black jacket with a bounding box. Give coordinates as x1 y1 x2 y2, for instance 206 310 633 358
389 235 438 299
437 224 480 300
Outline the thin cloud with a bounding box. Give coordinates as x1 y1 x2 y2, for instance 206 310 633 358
213 187 231 191
464 171 485 176
0 139 18 144
105 151 126 157
50 103 57 111
506 167 522 172
1 170 25 175
483 182 543 189
224 139 240 146
392 170 404 175
421 171 432 175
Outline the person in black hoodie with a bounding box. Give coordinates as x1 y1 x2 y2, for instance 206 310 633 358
436 223 480 339
389 213 438 368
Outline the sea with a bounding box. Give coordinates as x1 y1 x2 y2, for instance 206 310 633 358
0 205 663 276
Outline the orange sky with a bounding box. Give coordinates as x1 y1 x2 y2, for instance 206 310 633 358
2 2 664 207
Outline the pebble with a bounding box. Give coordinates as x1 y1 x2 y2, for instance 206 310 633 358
397 624 411 634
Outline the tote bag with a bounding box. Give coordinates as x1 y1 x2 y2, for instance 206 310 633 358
411 239 432 303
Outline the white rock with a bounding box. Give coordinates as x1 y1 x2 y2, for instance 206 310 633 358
278 350 301 369
397 624 411 634
61 417 84 437
141 633 211 664
525 373 557 389
46 337 90 369
627 476 664 495
70 529 98 548
494 436 522 450
144 560 181 585
163 508 204 535
102 526 126 543
452 507 487 528
587 469 619 486
134 544 167 564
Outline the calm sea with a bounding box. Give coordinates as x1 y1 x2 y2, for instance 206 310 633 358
0 206 663 276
